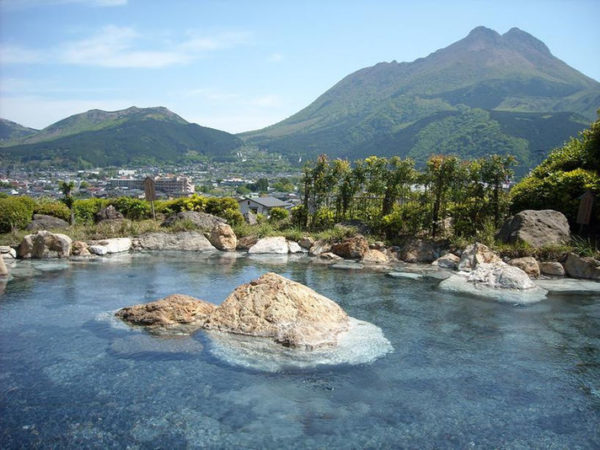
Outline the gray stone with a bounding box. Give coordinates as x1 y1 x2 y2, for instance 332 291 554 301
399 238 439 263
497 209 570 248
287 241 304 254
243 211 258 226
0 254 7 276
539 261 565 277
309 240 331 256
135 232 216 251
564 253 600 280
208 223 237 251
0 245 16 259
298 237 315 249
95 205 124 222
26 214 69 231
433 253 460 270
508 256 540 278
161 211 225 230
457 243 501 272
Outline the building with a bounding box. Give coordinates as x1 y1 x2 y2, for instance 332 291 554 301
108 176 194 197
238 196 290 216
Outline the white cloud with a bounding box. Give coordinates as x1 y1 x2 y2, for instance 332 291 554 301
181 31 252 53
251 94 282 108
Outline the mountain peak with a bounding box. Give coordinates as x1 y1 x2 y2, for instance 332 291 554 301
467 26 501 39
502 27 551 55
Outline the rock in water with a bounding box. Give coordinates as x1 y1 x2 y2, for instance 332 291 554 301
539 261 565 277
18 230 72 259
564 253 600 280
209 223 237 251
433 253 460 270
115 294 217 333
248 236 289 254
497 209 570 248
204 272 350 349
0 254 8 276
331 235 369 259
509 256 540 278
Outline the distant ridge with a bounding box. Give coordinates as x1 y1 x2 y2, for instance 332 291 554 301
242 26 599 174
0 106 243 167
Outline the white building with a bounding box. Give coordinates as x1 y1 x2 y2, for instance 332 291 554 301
238 196 289 216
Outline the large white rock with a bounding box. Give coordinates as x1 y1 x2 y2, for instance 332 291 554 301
94 237 132 254
287 241 305 254
17 230 72 259
439 262 547 304
89 245 108 256
0 246 17 260
248 236 289 254
457 243 501 272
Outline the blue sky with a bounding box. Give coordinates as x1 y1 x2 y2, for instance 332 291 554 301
1 0 599 133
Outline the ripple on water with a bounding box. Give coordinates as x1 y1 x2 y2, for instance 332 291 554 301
206 317 393 372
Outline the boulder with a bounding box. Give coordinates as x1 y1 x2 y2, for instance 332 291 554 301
370 241 386 250
95 205 124 223
204 272 350 349
248 236 289 254
298 237 315 249
564 253 600 280
433 253 460 270
287 241 304 254
0 254 7 276
331 235 369 259
236 235 258 251
89 245 108 256
243 211 258 226
18 231 72 259
208 223 237 251
91 237 132 254
309 240 331 256
457 243 501 272
71 241 91 257
26 214 69 231
509 256 540 278
439 262 548 303
161 211 225 230
135 232 216 251
116 294 216 333
399 238 439 263
0 245 16 260
362 249 389 264
540 261 565 277
497 210 570 248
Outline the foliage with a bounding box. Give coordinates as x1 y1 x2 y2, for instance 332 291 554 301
311 208 336 231
73 198 106 224
269 207 289 222
0 196 35 233
34 199 71 222
107 197 151 221
510 115 600 226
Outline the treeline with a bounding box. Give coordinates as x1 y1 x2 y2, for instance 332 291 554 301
0 194 243 234
293 154 515 239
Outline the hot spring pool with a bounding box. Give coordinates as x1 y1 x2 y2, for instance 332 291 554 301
1 252 599 448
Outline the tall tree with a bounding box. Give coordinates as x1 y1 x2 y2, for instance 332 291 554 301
59 180 75 225
426 155 459 237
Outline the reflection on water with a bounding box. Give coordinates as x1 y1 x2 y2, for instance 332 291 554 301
0 252 599 448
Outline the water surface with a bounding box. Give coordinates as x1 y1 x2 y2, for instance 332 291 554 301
1 253 599 448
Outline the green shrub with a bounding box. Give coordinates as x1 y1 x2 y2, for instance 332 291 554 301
0 196 35 232
311 207 335 230
221 208 244 226
381 201 427 237
107 197 151 220
290 205 308 228
74 198 106 224
269 207 289 222
34 199 71 221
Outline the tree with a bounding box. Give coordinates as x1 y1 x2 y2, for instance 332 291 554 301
59 180 75 225
425 155 459 237
382 157 415 216
480 154 515 227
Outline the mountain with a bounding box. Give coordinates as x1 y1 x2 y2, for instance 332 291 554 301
0 107 243 168
0 119 38 144
242 26 599 175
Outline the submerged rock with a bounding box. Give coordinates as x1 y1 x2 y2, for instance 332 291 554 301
116 294 217 333
204 272 350 349
248 236 289 254
439 262 547 303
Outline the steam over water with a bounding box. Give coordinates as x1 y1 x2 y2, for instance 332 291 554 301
1 253 599 448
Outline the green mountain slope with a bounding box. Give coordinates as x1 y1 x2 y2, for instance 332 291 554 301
242 26 600 174
0 107 243 167
0 119 38 144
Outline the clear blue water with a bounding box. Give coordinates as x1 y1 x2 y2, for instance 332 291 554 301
1 252 599 448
